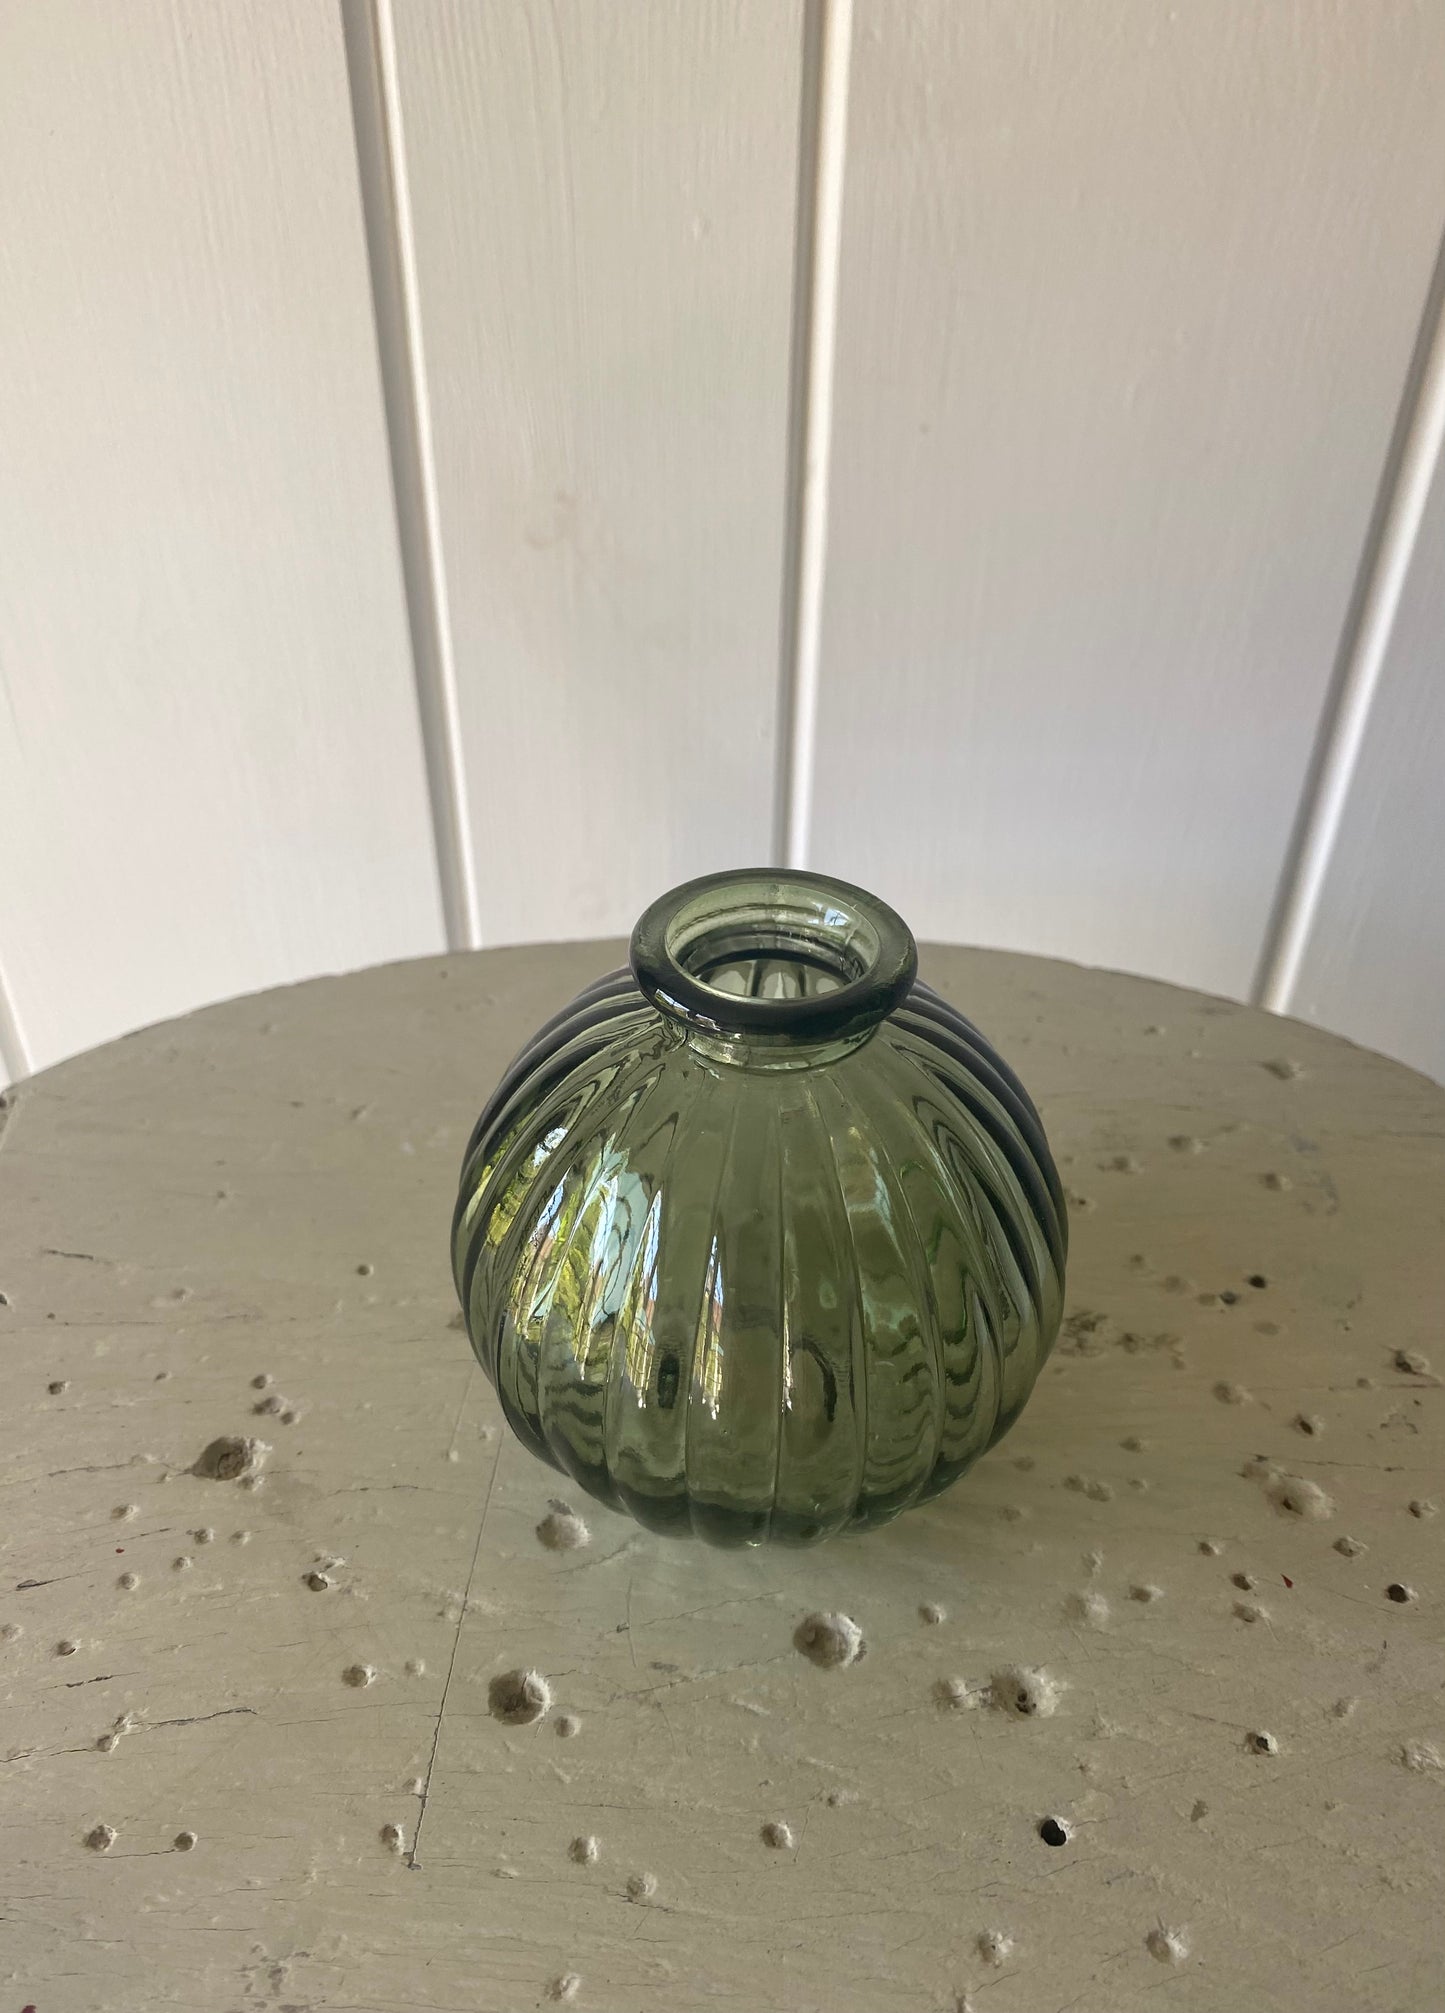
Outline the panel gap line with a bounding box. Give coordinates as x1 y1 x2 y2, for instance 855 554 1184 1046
341 0 480 950
772 0 854 871
1253 220 1445 1013
0 944 33 1085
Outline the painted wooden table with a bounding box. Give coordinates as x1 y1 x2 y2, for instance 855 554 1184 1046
3 944 1442 2013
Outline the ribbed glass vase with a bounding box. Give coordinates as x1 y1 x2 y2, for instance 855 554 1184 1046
452 870 1066 1547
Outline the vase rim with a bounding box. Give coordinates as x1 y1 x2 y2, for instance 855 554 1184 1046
629 868 917 1048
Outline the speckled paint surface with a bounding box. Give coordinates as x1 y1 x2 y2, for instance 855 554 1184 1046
1 944 1442 2010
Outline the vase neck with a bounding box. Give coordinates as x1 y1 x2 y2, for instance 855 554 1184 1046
629 869 917 1071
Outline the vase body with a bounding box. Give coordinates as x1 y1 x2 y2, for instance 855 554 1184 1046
452 871 1066 1547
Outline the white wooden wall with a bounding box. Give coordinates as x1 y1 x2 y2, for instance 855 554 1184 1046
3 0 1444 1090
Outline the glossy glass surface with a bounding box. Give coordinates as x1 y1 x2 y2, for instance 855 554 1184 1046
452 870 1067 1546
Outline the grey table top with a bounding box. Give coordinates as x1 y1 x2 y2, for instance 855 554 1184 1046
2 942 1442 2012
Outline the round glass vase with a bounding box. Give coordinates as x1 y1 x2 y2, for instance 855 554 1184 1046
452 870 1066 1547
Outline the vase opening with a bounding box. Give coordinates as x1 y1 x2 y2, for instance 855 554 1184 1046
630 869 917 1064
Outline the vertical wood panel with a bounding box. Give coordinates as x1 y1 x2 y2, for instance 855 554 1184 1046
387 0 803 945
0 0 443 1077
1286 445 1445 1086
810 0 1445 998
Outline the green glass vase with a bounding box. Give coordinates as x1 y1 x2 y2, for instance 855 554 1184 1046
452 870 1066 1547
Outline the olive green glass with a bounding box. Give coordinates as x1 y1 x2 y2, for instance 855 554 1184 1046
452 870 1066 1547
